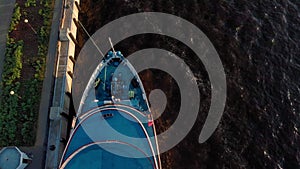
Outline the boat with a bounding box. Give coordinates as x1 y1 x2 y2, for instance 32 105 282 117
59 50 161 169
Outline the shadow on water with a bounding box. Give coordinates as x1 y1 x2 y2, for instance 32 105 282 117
75 0 300 168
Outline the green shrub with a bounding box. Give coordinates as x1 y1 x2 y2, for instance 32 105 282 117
25 0 36 7
9 4 21 32
2 40 23 86
0 82 21 146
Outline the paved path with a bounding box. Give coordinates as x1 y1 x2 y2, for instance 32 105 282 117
0 0 16 90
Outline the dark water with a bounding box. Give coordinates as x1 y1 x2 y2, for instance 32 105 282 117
76 0 300 168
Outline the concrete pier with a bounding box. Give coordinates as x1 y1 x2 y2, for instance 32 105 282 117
45 0 80 168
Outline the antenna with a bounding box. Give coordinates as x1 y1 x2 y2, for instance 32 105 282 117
108 37 116 56
65 3 104 58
